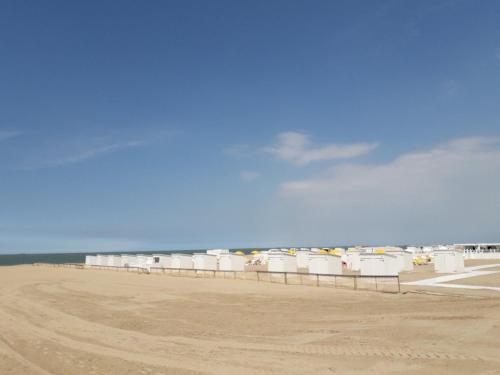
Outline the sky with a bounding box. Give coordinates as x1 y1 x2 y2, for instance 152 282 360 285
1 0 500 253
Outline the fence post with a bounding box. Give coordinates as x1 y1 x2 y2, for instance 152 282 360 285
397 275 401 293
375 277 378 291
334 275 337 288
316 274 319 287
284 272 288 285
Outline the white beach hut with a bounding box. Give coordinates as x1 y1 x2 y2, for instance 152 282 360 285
117 254 127 267
105 255 116 267
119 254 133 267
268 253 297 273
193 253 218 270
85 255 97 266
346 251 362 271
135 254 149 269
122 254 138 268
359 253 399 276
105 255 119 267
151 254 172 268
434 250 464 273
206 249 230 259
171 254 193 269
219 253 246 271
296 250 311 269
395 251 414 272
112 255 123 267
96 254 107 266
309 253 342 275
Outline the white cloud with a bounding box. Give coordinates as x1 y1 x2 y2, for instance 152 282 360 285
263 131 378 166
240 170 260 182
276 136 500 244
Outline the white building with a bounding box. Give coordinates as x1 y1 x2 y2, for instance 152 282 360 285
296 250 311 269
268 253 297 273
135 254 154 269
85 255 97 266
434 250 465 273
96 254 107 266
206 249 230 258
405 246 422 254
219 253 246 271
151 254 172 268
171 254 194 269
107 255 121 267
346 251 362 271
455 243 500 260
359 253 399 276
121 254 138 267
383 251 414 272
395 251 414 272
193 253 218 270
309 253 342 275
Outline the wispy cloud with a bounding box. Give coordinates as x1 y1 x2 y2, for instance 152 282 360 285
41 140 145 167
240 170 260 182
18 138 146 169
0 130 22 142
263 131 378 166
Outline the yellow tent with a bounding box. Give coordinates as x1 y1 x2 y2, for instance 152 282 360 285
251 250 260 255
234 251 245 255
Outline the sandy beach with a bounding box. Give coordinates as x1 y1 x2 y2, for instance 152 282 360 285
1 265 499 375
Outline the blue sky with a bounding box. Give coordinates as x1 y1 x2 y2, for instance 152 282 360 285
1 0 500 253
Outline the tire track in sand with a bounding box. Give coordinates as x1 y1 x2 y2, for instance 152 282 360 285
0 336 55 375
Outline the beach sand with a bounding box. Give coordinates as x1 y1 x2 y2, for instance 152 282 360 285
1 265 499 375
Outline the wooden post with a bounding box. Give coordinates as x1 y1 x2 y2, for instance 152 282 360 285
353 276 358 290
284 272 288 285
316 274 319 287
257 271 260 282
397 276 401 293
375 277 378 291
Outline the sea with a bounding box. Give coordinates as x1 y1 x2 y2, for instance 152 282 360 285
0 250 199 266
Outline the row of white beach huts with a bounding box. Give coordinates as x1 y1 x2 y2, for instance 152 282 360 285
85 244 473 276
85 250 247 272
85 247 428 276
